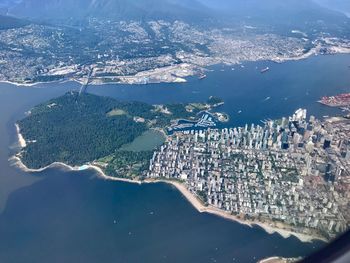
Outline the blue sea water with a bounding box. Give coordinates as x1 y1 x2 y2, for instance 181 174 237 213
0 169 323 263
90 54 350 127
0 54 350 263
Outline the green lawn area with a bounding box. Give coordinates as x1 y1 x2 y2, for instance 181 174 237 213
107 108 128 117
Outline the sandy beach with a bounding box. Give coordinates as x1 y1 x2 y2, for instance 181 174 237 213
258 256 300 263
259 257 283 263
153 179 326 243
85 162 327 243
13 119 327 244
15 124 27 148
11 149 327 244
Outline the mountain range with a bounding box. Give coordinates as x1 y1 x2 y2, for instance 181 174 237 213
8 0 211 22
2 0 350 37
0 14 28 29
314 0 350 17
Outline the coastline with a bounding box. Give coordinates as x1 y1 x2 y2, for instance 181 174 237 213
0 79 76 88
15 124 27 148
2 52 350 89
258 256 301 263
12 95 330 244
259 257 281 263
12 124 326 244
11 152 327 244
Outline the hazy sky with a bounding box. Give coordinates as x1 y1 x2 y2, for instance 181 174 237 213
314 0 350 16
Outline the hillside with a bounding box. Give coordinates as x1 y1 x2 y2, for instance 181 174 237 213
9 0 211 22
314 0 350 17
0 15 28 29
199 0 350 35
7 0 350 37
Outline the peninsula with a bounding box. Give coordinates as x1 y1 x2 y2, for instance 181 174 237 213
15 93 350 243
16 91 226 177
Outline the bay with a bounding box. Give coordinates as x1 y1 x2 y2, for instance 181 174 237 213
1 54 349 262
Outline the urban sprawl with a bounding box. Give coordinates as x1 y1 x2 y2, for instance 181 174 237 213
148 109 350 239
1 20 350 85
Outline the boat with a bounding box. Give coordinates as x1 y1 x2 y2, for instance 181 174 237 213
261 67 270 73
198 74 207 80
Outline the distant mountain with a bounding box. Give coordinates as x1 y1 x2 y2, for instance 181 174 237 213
0 0 21 15
6 0 350 37
314 0 350 17
9 0 211 22
198 0 350 35
0 0 22 8
0 14 28 29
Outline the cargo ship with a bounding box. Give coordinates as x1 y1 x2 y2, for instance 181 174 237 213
318 93 350 107
260 67 270 73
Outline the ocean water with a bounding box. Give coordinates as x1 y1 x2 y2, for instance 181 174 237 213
0 169 323 263
90 54 350 127
0 54 349 263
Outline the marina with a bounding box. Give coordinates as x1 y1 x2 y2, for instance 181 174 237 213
1 54 350 262
168 112 219 134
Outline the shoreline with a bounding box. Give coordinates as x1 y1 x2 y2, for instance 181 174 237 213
10 152 327 244
15 124 27 148
259 257 281 263
258 256 301 263
2 52 350 89
12 125 326 243
12 102 329 244
0 79 76 88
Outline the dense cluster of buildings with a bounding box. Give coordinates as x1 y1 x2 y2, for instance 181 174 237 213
148 109 350 239
1 20 350 85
